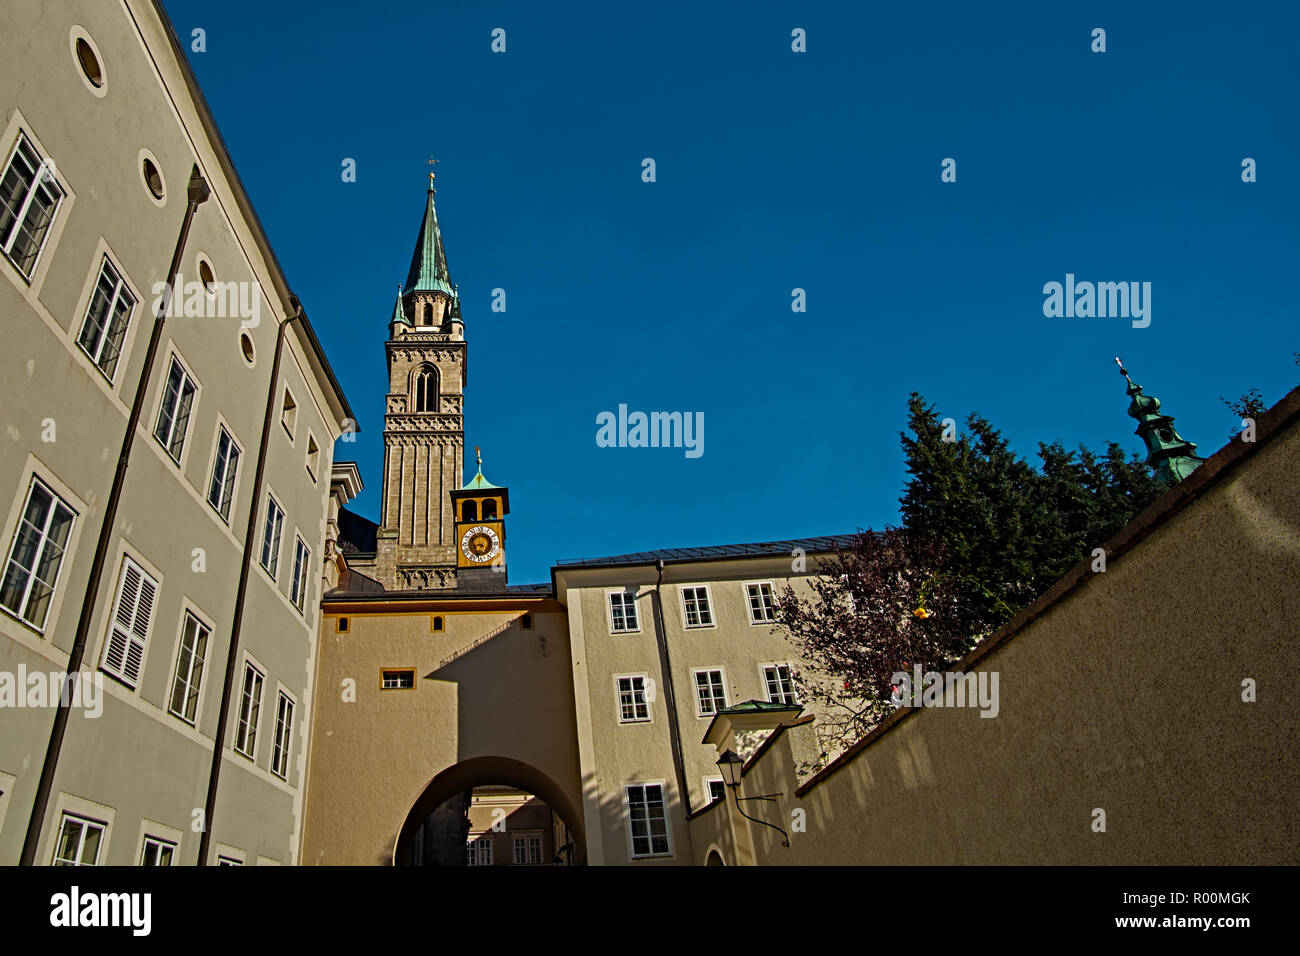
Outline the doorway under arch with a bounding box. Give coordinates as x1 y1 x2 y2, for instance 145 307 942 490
393 755 587 865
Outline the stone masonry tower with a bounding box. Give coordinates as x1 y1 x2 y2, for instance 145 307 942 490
374 174 468 589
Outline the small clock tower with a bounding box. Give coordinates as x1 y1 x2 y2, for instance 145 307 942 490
450 447 509 590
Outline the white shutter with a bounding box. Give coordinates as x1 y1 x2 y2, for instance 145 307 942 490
102 558 156 688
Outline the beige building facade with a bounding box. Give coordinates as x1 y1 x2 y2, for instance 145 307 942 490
0 0 352 865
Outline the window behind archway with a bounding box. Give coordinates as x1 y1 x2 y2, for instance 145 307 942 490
414 366 438 412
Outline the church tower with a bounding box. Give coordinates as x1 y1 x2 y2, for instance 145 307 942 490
374 173 469 589
1115 357 1206 484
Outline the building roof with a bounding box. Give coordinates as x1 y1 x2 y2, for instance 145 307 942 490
323 579 551 601
554 533 861 570
403 186 454 297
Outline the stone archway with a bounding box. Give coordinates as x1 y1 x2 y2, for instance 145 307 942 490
393 755 587 866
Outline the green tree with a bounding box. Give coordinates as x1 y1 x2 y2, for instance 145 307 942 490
775 393 1168 761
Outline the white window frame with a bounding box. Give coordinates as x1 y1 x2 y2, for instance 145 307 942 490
512 831 543 865
206 423 241 523
280 386 297 441
99 555 159 690
305 431 319 482
680 585 715 629
167 608 211 725
234 658 265 761
0 476 77 632
624 781 672 859
692 667 728 718
259 492 285 581
52 813 106 866
290 534 310 612
606 589 640 634
745 581 777 624
76 255 136 383
703 776 726 805
761 662 798 705
140 835 176 866
615 674 651 724
270 687 295 780
152 350 199 465
466 834 493 866
0 131 65 281
381 668 415 690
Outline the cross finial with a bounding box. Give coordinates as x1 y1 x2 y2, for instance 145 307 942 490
475 445 482 468
426 155 439 190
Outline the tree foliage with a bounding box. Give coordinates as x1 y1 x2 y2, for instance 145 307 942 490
775 392 1168 764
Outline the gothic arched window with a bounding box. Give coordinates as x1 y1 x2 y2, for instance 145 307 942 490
414 366 438 412
423 303 434 326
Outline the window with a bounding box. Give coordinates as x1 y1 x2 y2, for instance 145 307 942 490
281 389 297 438
681 586 713 628
141 157 165 201
414 366 437 412
616 676 650 723
461 500 477 522
381 669 415 689
168 611 210 725
1 478 76 631
608 590 639 633
746 582 777 623
693 669 727 717
626 783 670 858
0 133 64 280
140 836 175 866
706 778 726 804
100 557 157 689
153 355 196 462
305 434 319 480
75 37 104 88
512 833 543 865
337 617 349 633
763 664 798 705
431 616 443 632
217 855 242 866
482 498 497 520
77 257 135 382
271 691 294 779
259 494 284 579
290 536 310 612
207 426 240 522
521 613 533 630
466 836 492 866
52 814 104 866
234 661 264 760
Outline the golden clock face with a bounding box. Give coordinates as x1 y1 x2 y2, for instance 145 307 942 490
460 525 500 563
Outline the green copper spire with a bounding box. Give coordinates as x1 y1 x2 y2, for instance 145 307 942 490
402 178 454 297
1115 357 1205 484
389 285 409 326
465 446 500 489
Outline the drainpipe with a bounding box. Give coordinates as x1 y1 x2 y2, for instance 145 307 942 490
650 559 694 858
196 296 304 865
20 166 210 866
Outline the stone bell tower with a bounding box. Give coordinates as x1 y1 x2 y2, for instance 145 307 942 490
374 173 468 590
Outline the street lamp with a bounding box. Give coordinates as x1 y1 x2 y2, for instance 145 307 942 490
715 748 789 847
717 749 744 789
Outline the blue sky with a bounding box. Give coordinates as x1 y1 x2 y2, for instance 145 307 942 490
164 0 1299 585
